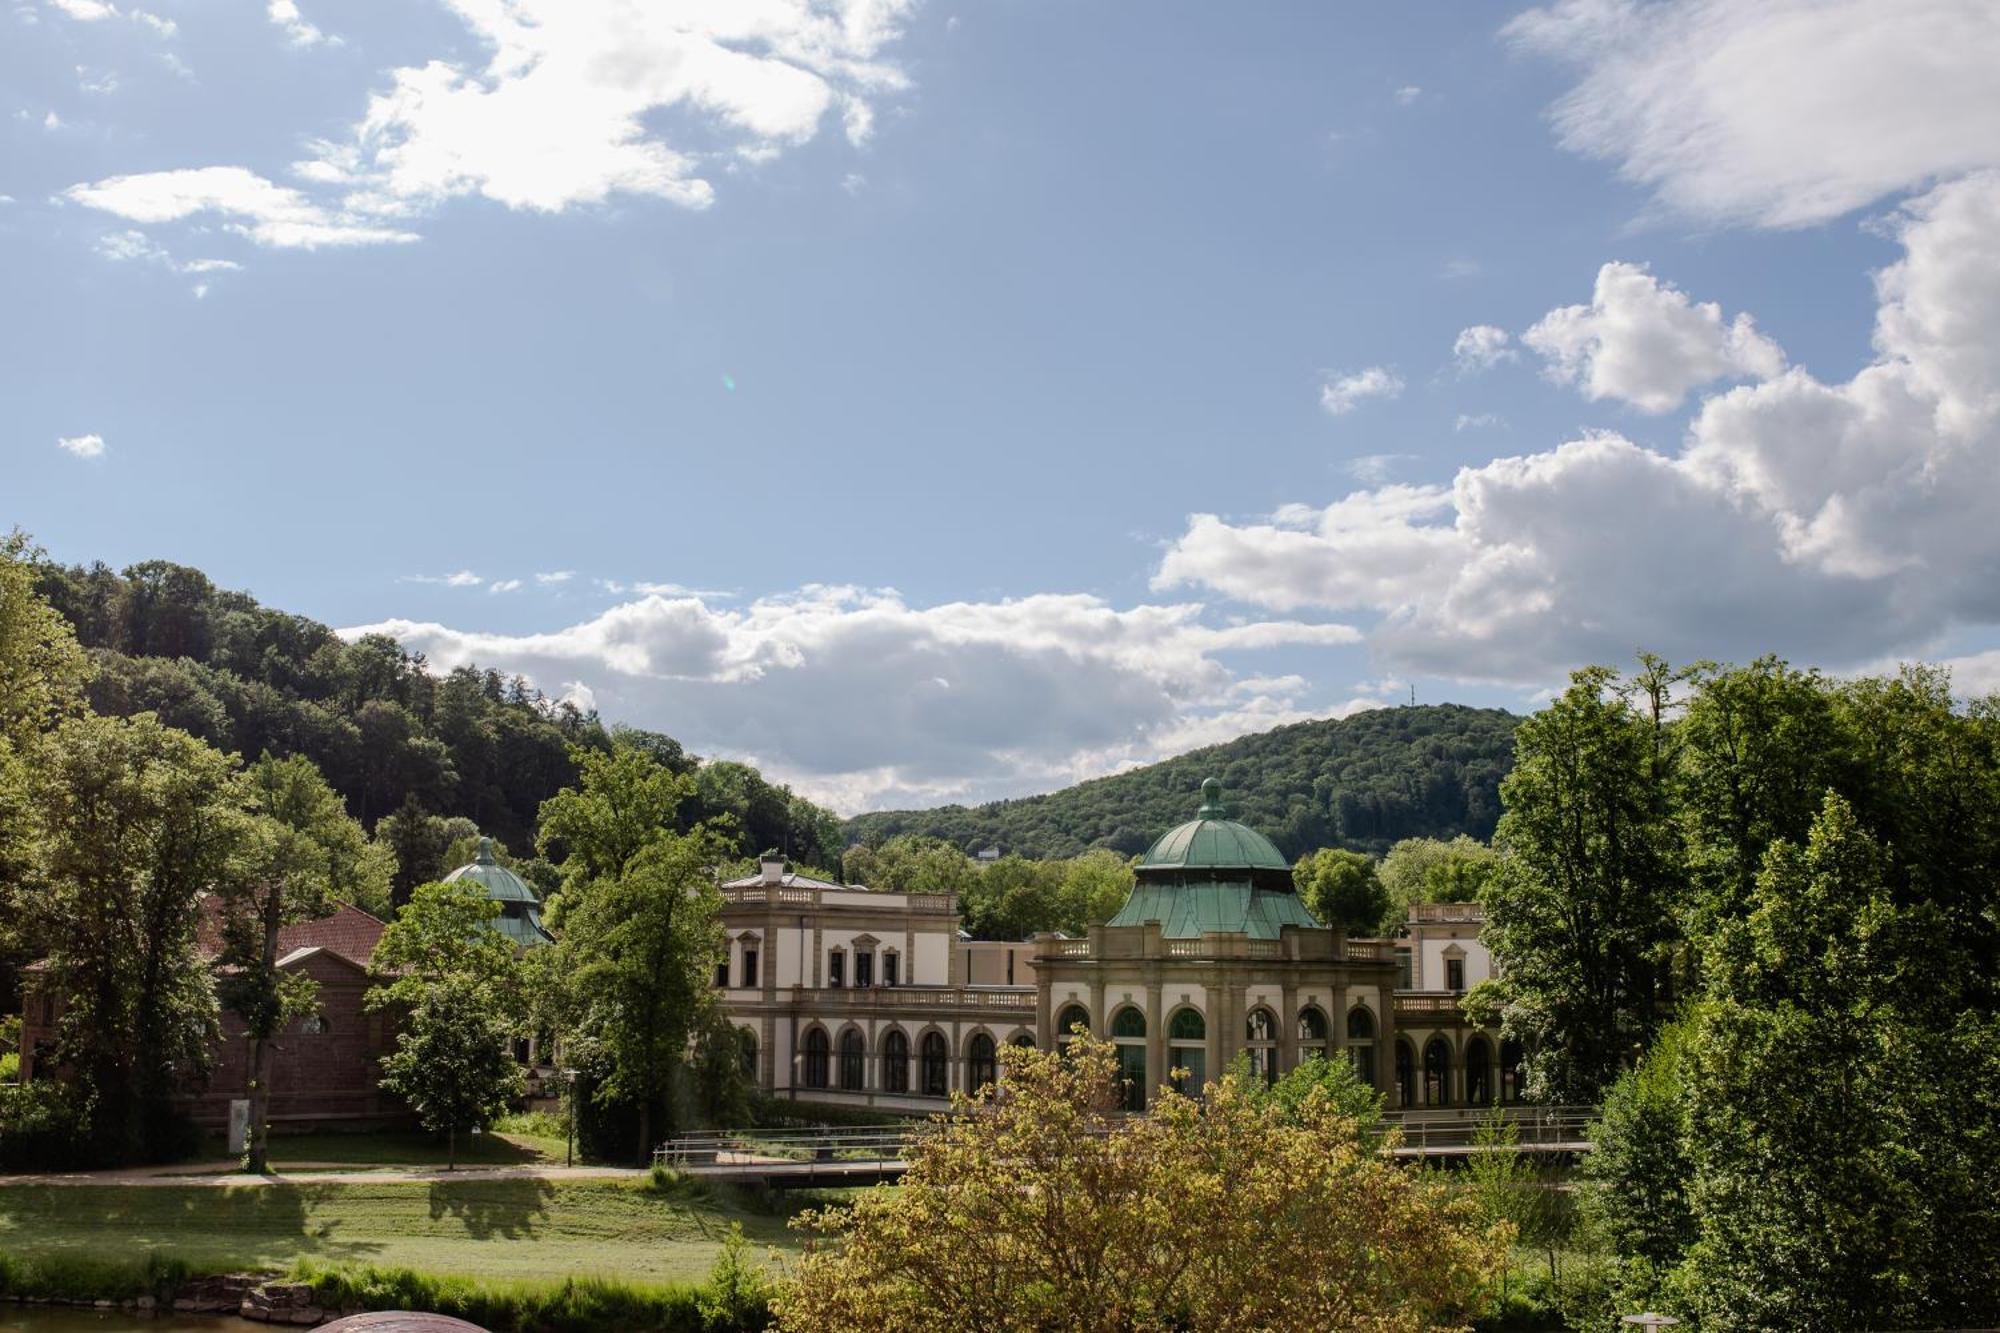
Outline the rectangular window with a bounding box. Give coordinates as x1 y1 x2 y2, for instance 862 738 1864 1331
1446 958 1466 992
828 951 845 988
855 951 874 987
1006 953 1015 985
741 949 759 989
714 960 731 989
1396 948 1414 989
883 953 899 987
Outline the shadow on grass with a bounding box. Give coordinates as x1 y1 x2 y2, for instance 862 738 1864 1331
425 1177 556 1240
0 1182 390 1270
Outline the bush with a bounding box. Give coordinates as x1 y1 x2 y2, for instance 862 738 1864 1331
0 1082 93 1170
0 1247 199 1304
492 1108 567 1138
292 1261 756 1333
0 1053 17 1083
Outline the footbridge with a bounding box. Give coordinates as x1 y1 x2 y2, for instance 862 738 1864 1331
656 1105 1596 1188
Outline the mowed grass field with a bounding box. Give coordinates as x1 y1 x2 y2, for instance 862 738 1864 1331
0 1178 804 1284
180 1129 571 1171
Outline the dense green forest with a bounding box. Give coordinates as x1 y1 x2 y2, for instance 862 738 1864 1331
846 704 1519 859
27 558 845 877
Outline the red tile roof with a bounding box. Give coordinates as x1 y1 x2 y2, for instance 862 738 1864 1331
195 896 386 968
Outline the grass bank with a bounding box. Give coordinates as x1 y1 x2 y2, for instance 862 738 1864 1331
0 1176 801 1284
184 1127 571 1171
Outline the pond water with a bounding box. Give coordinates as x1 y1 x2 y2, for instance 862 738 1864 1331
0 1312 244 1332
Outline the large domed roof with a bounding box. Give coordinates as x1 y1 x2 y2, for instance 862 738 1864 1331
1138 779 1291 874
443 837 553 947
1108 779 1321 939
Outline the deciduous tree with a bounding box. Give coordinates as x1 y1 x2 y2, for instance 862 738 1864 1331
1292 847 1388 936
775 1036 1505 1332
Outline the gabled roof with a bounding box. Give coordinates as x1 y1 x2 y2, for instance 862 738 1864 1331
196 897 387 969
275 944 372 976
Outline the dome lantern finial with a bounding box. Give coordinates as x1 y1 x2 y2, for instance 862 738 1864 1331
1197 777 1227 819
475 836 495 865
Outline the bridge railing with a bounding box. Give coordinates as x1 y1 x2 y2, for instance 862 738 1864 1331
656 1105 1600 1172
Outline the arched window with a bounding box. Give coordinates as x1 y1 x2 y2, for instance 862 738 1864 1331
1395 1039 1416 1109
300 1014 331 1036
737 1028 759 1081
1466 1036 1492 1107
1346 1006 1376 1089
882 1029 910 1093
920 1032 949 1097
1010 1033 1035 1049
1423 1037 1452 1107
1245 1008 1279 1086
1167 1008 1206 1095
1500 1038 1525 1104
839 1029 865 1091
1109 1006 1147 1112
968 1033 998 1092
1057 1004 1090 1044
1297 1006 1329 1062
802 1027 830 1089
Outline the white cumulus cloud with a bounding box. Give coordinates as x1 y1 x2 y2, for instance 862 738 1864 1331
64 166 418 249
344 586 1360 812
1319 366 1404 416
1523 261 1785 413
1157 172 2000 685
58 433 106 458
1506 0 2000 228
267 0 332 47
1452 325 1516 374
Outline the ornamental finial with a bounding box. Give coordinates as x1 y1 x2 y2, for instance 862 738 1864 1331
475 835 496 865
1197 777 1227 819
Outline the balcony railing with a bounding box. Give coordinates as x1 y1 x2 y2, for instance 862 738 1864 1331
721 885 957 912
779 984 1036 1011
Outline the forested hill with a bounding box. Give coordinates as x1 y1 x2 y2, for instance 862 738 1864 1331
845 704 1520 861
27 558 846 871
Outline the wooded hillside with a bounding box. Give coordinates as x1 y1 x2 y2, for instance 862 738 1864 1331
846 704 1519 860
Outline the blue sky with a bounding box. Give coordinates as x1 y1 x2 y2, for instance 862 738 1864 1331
7 1 2000 811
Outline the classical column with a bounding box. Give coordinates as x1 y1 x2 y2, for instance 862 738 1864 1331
1279 978 1299 1072
1332 981 1351 1051
1145 979 1165 1103
1375 983 1398 1103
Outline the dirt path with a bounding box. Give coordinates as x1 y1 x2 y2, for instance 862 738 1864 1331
0 1163 652 1187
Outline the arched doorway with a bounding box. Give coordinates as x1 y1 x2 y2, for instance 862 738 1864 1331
1245 1008 1279 1086
1297 1005 1329 1063
968 1032 998 1092
1423 1037 1452 1106
920 1031 949 1096
882 1029 910 1093
1346 1007 1376 1088
1111 1006 1148 1111
838 1028 865 1091
801 1027 829 1090
1465 1036 1492 1107
1167 1007 1206 1095
1395 1038 1415 1109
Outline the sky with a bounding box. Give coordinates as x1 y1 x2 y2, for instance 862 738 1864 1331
7 0 2000 814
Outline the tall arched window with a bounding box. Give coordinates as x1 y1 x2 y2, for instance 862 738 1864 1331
802 1027 829 1089
1110 1006 1148 1112
1500 1038 1525 1104
968 1033 998 1092
1056 1004 1090 1046
1297 1006 1329 1063
1395 1039 1416 1109
1423 1037 1452 1107
882 1029 910 1093
1245 1008 1279 1086
1346 1006 1376 1089
839 1028 865 1091
1466 1036 1492 1107
1167 1008 1206 1095
920 1032 949 1097
737 1028 759 1082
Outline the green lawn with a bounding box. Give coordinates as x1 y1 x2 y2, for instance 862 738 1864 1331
0 1178 803 1284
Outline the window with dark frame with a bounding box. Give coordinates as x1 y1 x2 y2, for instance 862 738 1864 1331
828 950 845 988
855 951 874 987
741 947 759 989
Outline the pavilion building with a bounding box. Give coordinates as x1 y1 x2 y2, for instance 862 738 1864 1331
718 778 1519 1114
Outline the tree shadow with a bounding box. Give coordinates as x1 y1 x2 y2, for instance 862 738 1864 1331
0 1182 389 1269
424 1176 555 1240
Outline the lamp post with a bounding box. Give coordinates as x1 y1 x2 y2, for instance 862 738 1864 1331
562 1068 578 1168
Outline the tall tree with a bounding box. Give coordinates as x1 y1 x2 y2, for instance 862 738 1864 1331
368 878 526 1168
1292 848 1388 936
1677 793 2000 1330
1484 665 1684 1102
26 714 241 1159
1375 835 1499 932
536 739 692 914
220 752 382 1172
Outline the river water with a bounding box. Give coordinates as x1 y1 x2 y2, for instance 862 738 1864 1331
0 1312 244 1332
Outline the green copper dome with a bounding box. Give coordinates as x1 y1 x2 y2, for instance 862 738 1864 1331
1137 778 1292 874
444 837 554 947
1107 779 1321 939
